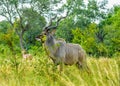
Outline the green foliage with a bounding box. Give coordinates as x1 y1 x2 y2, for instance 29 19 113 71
0 44 11 57
102 6 120 56
56 17 74 42
72 23 109 57
0 0 120 57
0 22 20 55
72 24 96 56
28 45 45 56
0 21 11 33
0 1 120 85
71 4 120 57
23 8 46 46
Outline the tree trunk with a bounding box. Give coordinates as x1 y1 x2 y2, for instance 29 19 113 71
19 33 24 50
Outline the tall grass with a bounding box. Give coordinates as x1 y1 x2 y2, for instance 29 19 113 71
0 53 119 86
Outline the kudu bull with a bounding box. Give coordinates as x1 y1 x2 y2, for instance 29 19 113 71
36 16 90 73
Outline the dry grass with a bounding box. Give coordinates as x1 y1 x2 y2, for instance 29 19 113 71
0 54 119 86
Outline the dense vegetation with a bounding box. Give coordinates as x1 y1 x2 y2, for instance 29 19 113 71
0 0 120 57
0 0 120 86
0 53 119 86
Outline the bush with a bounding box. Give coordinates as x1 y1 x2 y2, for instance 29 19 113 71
72 25 109 57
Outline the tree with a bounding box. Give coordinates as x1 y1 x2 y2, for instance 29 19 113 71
55 0 108 42
64 0 108 28
0 21 19 55
0 0 32 50
22 8 46 48
103 6 120 56
72 23 98 56
56 16 74 42
0 0 62 50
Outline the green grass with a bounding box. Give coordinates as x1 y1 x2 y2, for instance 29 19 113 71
0 53 119 86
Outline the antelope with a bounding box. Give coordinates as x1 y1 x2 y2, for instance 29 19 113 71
36 16 90 73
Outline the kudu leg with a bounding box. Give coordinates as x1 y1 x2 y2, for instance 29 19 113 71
52 63 57 73
82 60 91 74
76 62 83 69
86 65 91 74
77 61 91 74
59 62 64 72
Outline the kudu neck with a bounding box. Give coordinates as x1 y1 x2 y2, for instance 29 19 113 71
46 34 56 46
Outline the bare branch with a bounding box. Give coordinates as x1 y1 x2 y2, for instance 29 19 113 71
15 28 20 36
0 13 13 26
22 23 30 33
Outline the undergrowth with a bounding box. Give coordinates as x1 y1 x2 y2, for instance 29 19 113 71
0 53 119 86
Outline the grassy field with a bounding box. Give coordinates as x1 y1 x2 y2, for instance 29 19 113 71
0 53 119 86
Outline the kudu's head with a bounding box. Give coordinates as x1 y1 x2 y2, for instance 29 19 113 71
36 15 67 43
